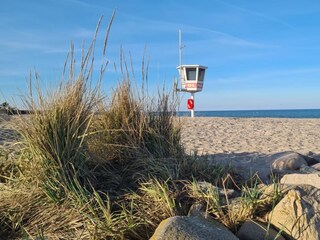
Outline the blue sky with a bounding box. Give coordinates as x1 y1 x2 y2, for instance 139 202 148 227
1 0 320 110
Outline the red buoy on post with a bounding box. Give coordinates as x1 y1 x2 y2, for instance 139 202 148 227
187 98 194 110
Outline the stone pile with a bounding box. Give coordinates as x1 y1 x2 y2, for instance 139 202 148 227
151 151 320 240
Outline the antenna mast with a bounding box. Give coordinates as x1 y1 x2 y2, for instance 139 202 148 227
178 29 185 91
179 29 184 67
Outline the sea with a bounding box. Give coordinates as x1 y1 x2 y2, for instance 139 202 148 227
178 109 320 118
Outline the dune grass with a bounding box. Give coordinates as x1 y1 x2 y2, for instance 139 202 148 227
0 14 284 240
187 176 282 232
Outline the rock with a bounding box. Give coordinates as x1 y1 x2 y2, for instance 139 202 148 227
302 156 320 166
311 163 320 171
236 220 285 240
269 185 320 240
280 173 320 189
210 151 309 184
312 155 320 162
272 152 307 171
299 165 319 173
300 151 320 165
188 203 207 218
196 181 236 198
150 216 239 240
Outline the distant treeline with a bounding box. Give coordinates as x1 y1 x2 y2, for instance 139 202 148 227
0 108 33 115
0 102 33 115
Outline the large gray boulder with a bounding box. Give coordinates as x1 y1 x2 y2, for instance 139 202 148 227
299 151 320 165
210 151 308 183
311 163 320 171
150 216 239 240
280 173 320 189
269 185 320 240
236 220 285 240
271 152 307 171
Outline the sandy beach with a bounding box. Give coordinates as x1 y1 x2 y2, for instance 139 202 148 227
0 115 20 149
180 117 320 155
1 115 320 183
2 116 320 156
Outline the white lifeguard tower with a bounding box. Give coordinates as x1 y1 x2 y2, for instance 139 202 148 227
177 65 207 92
176 30 207 117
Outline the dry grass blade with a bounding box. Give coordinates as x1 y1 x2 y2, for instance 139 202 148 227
18 73 98 199
88 77 182 164
186 175 283 232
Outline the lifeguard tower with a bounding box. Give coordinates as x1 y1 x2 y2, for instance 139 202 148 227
176 30 207 117
177 65 207 92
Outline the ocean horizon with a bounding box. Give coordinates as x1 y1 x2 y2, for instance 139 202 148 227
178 109 320 118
